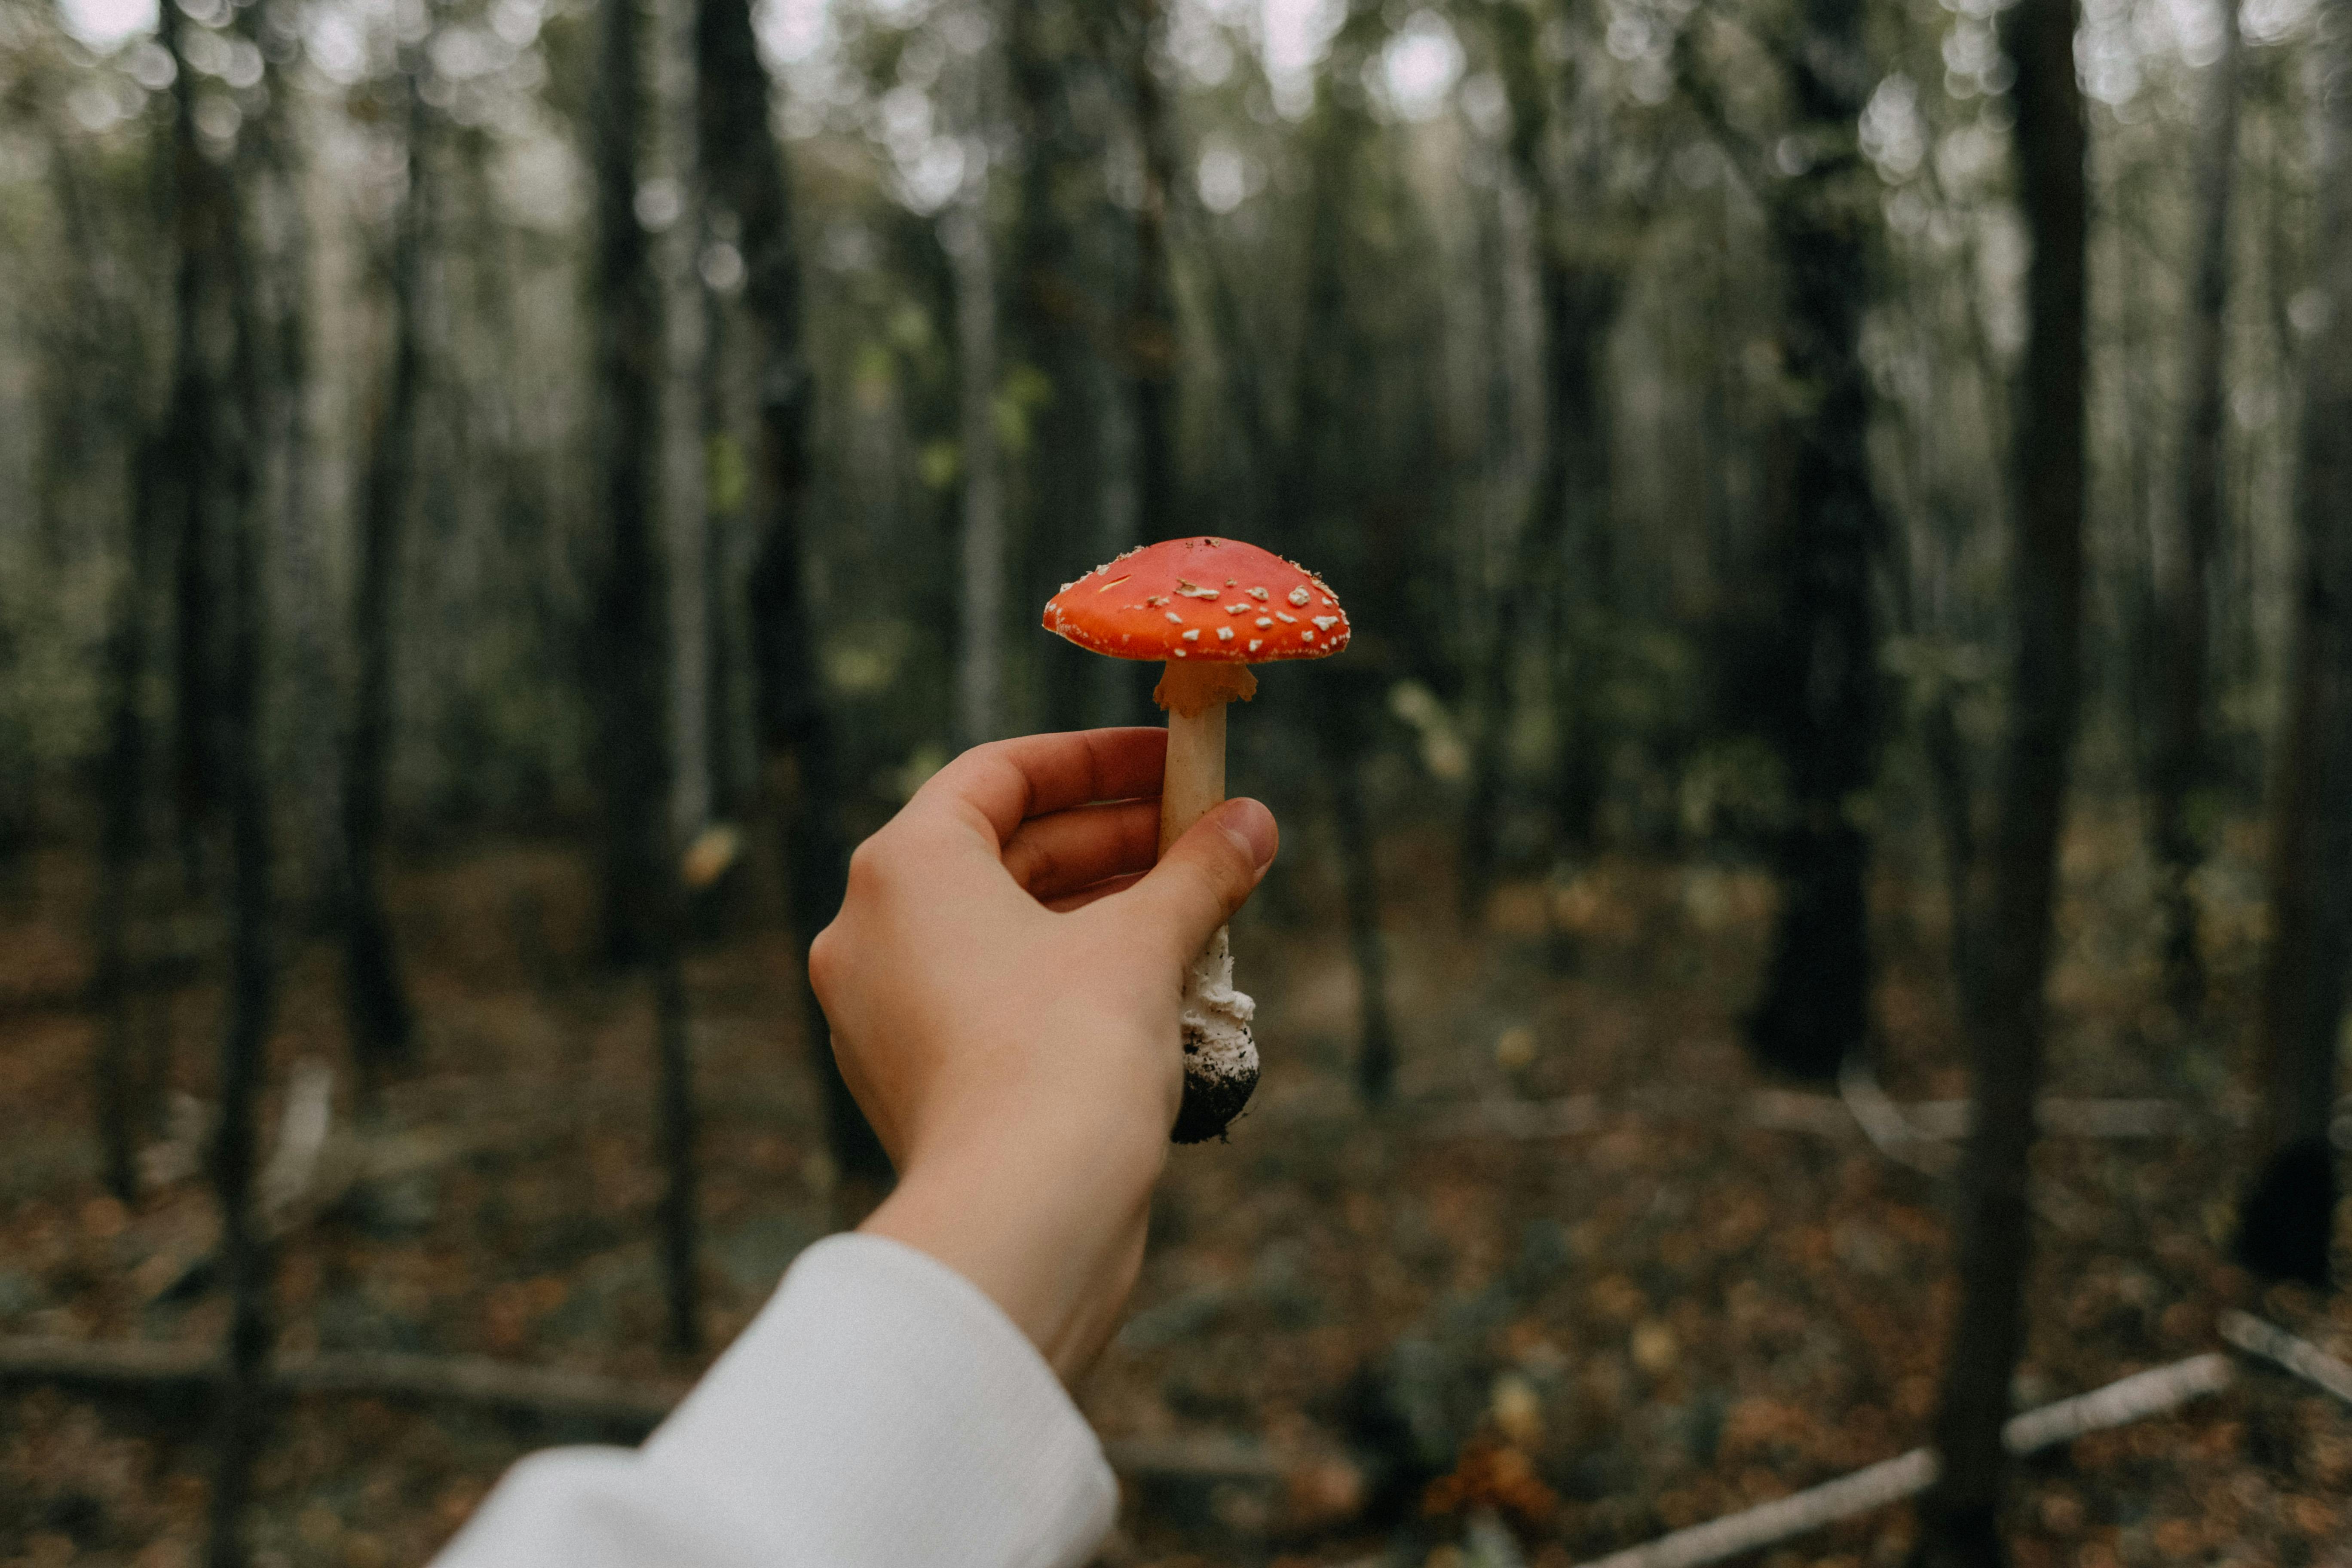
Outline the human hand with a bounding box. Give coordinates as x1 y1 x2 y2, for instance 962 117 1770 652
808 728 1278 1381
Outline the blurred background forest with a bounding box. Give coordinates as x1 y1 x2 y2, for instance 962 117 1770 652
2 0 2351 1559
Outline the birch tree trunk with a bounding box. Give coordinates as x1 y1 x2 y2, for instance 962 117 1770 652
2149 0 2243 1017
2236 0 2352 1287
1911 0 2090 1549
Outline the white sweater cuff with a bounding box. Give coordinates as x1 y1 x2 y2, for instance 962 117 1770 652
435 1233 1118 1568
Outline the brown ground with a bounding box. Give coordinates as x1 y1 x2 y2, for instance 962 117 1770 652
0 813 2346 1568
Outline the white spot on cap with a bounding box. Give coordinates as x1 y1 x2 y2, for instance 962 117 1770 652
1287 586 1311 606
1255 617 1273 628
1275 612 1297 624
1181 628 1200 642
1225 579 1237 586
1312 616 1339 630
1164 611 1183 624
1225 603 1251 614
1216 626 1235 642
1301 628 1316 641
1247 638 1262 652
1247 587 1270 601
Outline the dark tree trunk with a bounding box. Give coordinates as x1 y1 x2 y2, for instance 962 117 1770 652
1912 0 2089 1550
1463 257 1619 915
2235 0 2351 1288
653 925 701 1351
203 60 279 1568
1326 683 1396 1105
1744 0 1885 1083
696 0 889 1185
1009 0 1115 730
162 0 216 894
590 0 672 968
51 114 160 1200
1126 0 1178 543
94 435 164 1203
2148 1 2242 1018
342 33 429 1089
947 192 1004 751
1286 5 1398 1102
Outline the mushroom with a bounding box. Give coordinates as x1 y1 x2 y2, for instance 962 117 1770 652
1042 536 1351 1142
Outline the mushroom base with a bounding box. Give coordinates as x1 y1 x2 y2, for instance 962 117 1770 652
1170 927 1259 1144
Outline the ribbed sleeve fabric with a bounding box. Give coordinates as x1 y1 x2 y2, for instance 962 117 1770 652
431 1234 1119 1568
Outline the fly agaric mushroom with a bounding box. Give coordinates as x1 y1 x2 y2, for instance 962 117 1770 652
1042 536 1351 1142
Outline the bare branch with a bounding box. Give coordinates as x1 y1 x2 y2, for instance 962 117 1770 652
2218 1311 2352 1407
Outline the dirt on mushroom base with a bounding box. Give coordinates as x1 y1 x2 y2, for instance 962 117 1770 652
1170 929 1257 1145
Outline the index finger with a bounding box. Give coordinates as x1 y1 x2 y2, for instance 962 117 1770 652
910 727 1168 846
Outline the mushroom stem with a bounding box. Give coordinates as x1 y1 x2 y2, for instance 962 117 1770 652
1159 701 1226 855
1152 659 1257 854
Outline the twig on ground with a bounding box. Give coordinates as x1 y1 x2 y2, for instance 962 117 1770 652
1838 1061 1956 1176
2218 1310 2352 1407
1572 1354 2233 1568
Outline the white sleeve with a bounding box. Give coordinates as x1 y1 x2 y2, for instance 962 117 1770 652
431 1234 1119 1568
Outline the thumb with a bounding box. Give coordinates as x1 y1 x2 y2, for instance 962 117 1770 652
1104 798 1278 968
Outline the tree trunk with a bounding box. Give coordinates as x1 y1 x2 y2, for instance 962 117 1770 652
1744 0 1886 1084
947 190 1004 751
1911 0 2089 1550
660 0 710 846
590 0 672 968
1126 0 1178 543
652 921 700 1351
204 58 279 1568
163 0 216 894
343 30 428 1088
2148 0 2243 1018
695 0 890 1186
50 110 160 1200
1326 684 1396 1105
1459 18 1551 921
1287 4 1397 1102
1008 0 1115 731
2235 0 2351 1288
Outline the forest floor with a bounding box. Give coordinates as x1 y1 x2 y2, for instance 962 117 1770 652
0 812 2348 1568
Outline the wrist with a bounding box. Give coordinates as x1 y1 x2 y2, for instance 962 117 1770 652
860 1109 1164 1381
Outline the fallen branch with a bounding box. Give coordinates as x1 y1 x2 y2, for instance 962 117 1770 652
2218 1310 2352 1407
0 1336 686 1431
1573 1354 2233 1568
0 1335 1308 1488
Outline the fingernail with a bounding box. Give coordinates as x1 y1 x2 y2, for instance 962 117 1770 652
1218 798 1278 870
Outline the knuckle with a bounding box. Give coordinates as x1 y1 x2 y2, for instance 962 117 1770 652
843 834 891 900
806 922 845 1001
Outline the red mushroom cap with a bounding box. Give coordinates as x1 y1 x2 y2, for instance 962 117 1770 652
1042 536 1351 663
